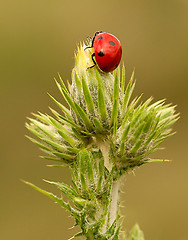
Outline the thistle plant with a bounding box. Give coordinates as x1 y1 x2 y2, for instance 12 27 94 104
25 39 178 240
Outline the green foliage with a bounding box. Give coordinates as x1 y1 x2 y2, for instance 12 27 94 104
26 48 178 172
24 149 121 239
128 224 145 240
25 41 179 239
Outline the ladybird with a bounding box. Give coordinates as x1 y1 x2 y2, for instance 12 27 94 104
86 31 122 72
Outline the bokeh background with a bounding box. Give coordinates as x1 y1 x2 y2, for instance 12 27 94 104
1 0 188 239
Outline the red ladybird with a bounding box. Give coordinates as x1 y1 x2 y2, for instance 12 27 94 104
86 31 122 72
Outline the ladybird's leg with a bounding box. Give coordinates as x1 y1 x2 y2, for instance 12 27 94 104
84 46 93 51
84 34 96 50
91 31 103 47
94 31 103 36
84 36 92 50
91 53 96 65
84 36 93 51
85 31 103 51
85 32 98 51
87 53 96 69
91 32 98 47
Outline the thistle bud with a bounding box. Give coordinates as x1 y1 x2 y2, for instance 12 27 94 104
26 37 179 240
26 40 178 173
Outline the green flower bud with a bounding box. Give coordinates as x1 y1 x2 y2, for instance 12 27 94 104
25 36 179 240
26 40 178 173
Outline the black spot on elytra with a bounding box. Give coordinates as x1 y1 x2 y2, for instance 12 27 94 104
121 48 122 54
109 41 115 46
98 51 105 57
98 36 103 39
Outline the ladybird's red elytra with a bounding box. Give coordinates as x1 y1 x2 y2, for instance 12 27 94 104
86 32 122 73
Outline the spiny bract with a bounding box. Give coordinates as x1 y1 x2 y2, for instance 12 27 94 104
25 40 178 240
26 42 178 175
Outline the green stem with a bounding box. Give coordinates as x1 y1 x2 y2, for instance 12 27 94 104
95 138 120 234
109 180 120 226
87 230 95 240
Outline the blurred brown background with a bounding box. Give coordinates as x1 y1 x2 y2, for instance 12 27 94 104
0 0 187 239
